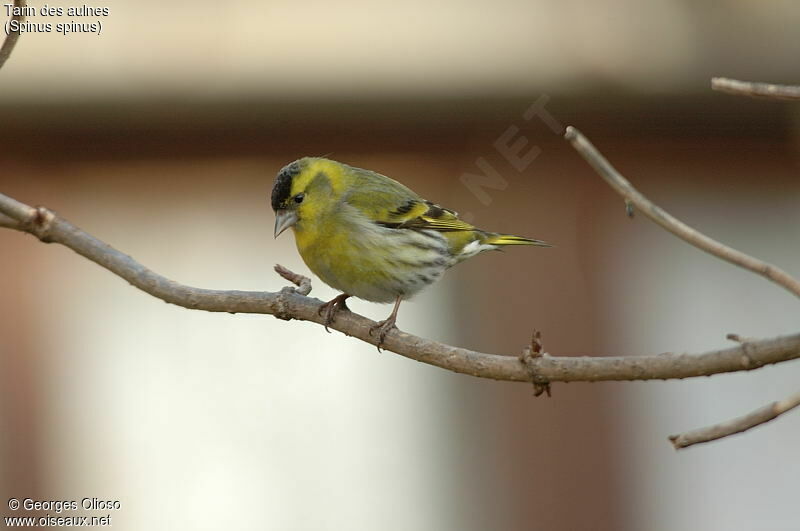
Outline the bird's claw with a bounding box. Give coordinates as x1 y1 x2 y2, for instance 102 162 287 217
368 318 397 352
318 294 350 332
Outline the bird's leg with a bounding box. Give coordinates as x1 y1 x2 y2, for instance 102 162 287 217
369 295 402 350
318 293 351 332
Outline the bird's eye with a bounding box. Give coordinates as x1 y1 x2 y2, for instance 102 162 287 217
294 193 305 204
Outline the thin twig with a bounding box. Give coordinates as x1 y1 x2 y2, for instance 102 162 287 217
711 77 800 102
274 264 312 296
669 391 800 449
564 126 800 299
2 192 800 383
0 0 26 71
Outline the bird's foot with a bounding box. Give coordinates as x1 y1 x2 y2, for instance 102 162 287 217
318 294 351 332
368 317 398 352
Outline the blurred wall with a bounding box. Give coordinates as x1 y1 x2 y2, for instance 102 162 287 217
4 0 800 100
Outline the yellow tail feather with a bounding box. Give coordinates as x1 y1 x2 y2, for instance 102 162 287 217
485 234 552 247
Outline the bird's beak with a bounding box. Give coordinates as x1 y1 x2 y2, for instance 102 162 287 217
274 209 298 238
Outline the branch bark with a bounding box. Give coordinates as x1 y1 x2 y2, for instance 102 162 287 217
2 192 800 385
0 212 20 229
564 126 800 300
669 391 800 449
0 0 26 71
711 77 800 101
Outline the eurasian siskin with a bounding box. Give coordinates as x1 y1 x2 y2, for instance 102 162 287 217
271 157 549 345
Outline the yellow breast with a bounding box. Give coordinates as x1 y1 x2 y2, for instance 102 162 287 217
291 208 448 303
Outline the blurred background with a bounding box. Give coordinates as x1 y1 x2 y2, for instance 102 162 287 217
2 1 800 529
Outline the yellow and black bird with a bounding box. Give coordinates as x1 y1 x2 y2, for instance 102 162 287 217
271 157 550 345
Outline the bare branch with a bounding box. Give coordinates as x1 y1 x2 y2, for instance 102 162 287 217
711 77 800 101
0 0 26 71
564 126 800 299
2 192 800 384
669 392 800 449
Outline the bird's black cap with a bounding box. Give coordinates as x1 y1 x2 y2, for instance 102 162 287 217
271 161 301 211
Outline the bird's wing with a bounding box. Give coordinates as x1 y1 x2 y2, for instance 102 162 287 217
398 201 475 232
344 168 475 232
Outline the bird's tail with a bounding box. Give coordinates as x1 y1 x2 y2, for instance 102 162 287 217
484 233 552 247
